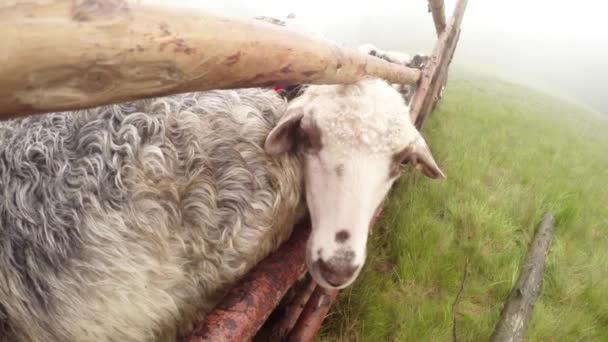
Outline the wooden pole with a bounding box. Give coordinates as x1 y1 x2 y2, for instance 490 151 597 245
490 212 554 342
285 287 339 342
283 205 383 341
410 0 468 126
262 274 317 340
428 0 447 35
185 221 311 342
0 0 420 119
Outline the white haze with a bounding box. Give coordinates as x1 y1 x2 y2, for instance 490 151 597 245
160 0 608 113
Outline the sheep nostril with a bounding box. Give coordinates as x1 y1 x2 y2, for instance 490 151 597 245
314 256 357 288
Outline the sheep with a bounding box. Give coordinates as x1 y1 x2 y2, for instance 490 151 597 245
358 43 431 104
0 79 444 341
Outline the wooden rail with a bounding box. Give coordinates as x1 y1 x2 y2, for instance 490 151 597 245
410 0 468 127
0 0 420 119
428 0 447 35
286 286 339 341
1 1 468 341
263 274 317 340
185 221 311 342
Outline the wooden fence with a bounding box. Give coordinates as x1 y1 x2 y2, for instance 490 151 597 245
187 1 468 341
0 0 468 341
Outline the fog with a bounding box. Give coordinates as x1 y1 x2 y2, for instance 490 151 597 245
166 0 608 113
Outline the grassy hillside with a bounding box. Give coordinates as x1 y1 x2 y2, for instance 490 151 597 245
319 73 608 341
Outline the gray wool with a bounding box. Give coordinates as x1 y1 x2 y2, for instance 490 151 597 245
0 89 304 342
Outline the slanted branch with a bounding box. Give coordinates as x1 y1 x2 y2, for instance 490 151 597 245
428 0 447 35
0 0 420 119
410 0 468 126
490 212 554 342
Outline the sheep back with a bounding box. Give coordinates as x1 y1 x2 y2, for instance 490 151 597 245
0 89 304 342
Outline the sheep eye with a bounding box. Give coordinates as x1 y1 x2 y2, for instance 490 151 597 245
391 146 413 178
400 154 413 168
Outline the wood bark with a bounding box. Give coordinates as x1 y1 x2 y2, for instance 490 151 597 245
410 0 468 127
285 287 339 342
283 205 383 341
0 0 420 119
490 212 554 342
259 273 317 341
184 221 310 342
428 0 447 35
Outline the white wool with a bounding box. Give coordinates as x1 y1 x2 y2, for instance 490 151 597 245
357 44 412 66
290 79 417 156
381 51 412 65
357 43 378 54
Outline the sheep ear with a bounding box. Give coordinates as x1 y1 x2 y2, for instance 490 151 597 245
265 107 304 156
402 133 446 179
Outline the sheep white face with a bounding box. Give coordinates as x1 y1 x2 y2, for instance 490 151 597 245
265 79 445 289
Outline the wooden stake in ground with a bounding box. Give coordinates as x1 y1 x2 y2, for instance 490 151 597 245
0 0 419 119
490 212 554 342
428 0 447 35
409 0 468 126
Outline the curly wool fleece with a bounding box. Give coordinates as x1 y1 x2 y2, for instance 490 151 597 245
0 89 303 342
0 78 420 341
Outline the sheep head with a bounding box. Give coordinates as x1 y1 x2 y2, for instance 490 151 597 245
265 79 445 289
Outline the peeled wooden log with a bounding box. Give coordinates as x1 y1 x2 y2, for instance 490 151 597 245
410 0 468 126
490 212 554 342
428 0 447 35
0 0 420 119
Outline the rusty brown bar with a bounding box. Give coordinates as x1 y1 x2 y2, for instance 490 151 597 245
428 0 447 35
184 221 310 342
285 205 385 341
262 274 318 340
410 0 468 126
286 287 339 342
0 0 420 119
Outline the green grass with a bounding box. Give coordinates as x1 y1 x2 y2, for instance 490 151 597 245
318 73 608 341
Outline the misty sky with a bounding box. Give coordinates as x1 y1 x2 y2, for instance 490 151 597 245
158 1 608 113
